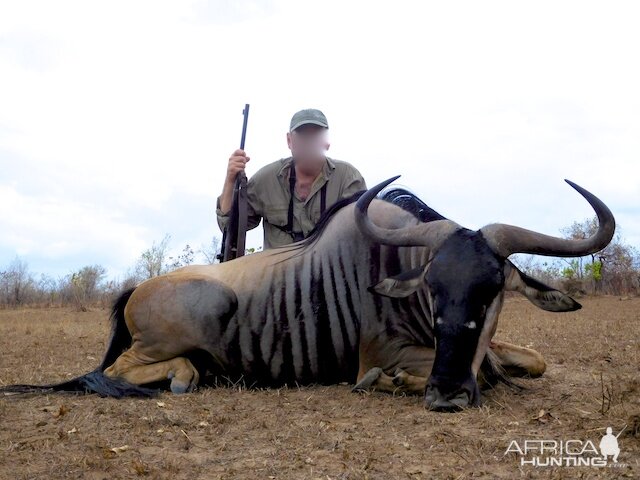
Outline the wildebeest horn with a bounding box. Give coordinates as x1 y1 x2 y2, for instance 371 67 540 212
355 176 460 247
480 180 616 258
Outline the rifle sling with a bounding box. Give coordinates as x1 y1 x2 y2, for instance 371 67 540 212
282 163 327 241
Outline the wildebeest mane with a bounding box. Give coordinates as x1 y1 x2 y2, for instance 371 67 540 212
302 190 367 244
379 187 448 223
290 187 447 252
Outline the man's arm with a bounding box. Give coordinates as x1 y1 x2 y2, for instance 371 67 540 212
219 149 250 214
216 149 261 232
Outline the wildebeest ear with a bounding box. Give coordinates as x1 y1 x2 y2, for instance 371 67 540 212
504 260 581 312
369 265 426 298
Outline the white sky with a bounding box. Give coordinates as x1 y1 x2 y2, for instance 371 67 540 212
1 0 639 279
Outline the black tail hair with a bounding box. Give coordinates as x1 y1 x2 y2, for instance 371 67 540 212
0 287 157 398
480 350 523 391
99 287 136 370
0 369 156 398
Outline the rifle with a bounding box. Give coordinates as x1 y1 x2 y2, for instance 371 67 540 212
218 104 250 262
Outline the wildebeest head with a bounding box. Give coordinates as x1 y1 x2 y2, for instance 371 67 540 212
356 176 615 411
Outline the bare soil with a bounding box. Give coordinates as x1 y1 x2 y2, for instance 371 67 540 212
1 296 639 479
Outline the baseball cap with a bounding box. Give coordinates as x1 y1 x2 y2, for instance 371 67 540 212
289 109 329 132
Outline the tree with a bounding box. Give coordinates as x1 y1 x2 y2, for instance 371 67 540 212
560 218 600 280
565 219 640 294
167 244 195 270
200 236 221 264
598 240 639 294
35 273 59 306
67 265 107 311
510 218 639 296
135 234 171 279
0 257 34 306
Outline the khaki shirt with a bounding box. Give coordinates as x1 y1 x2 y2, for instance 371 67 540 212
217 157 367 249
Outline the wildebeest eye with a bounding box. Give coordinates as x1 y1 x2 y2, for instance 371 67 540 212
479 305 487 317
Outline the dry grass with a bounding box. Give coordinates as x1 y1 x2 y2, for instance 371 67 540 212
1 297 639 479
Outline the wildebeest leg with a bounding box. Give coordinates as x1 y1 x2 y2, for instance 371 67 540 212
353 344 433 394
489 340 546 378
104 348 200 393
353 367 427 394
353 367 384 391
391 369 428 393
353 368 398 393
103 274 238 394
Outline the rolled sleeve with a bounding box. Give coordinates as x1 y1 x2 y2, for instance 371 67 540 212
215 196 230 232
215 183 262 234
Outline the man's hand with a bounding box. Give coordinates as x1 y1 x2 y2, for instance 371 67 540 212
226 149 250 183
220 149 250 215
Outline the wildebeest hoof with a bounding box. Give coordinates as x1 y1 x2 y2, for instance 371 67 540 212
392 368 409 387
352 367 383 392
170 379 190 394
169 376 199 394
168 366 199 394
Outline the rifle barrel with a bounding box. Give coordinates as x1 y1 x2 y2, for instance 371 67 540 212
240 104 250 150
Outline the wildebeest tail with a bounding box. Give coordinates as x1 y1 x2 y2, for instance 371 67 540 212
0 287 157 398
480 350 523 391
0 369 156 398
99 287 136 371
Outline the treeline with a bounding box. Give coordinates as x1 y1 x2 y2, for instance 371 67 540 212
512 218 639 296
1 218 639 310
0 235 222 310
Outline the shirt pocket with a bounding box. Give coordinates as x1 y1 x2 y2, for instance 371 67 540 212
263 205 290 228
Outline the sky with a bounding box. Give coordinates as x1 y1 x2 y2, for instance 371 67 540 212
1 0 639 280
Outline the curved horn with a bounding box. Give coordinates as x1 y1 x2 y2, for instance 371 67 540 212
355 176 459 247
481 180 616 258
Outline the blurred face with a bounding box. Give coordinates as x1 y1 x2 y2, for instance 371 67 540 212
287 124 330 172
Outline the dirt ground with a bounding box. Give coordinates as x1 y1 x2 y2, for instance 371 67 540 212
0 296 639 479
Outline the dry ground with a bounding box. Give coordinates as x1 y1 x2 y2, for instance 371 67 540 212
0 296 639 479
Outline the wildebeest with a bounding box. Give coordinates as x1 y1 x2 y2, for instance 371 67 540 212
0 177 615 411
